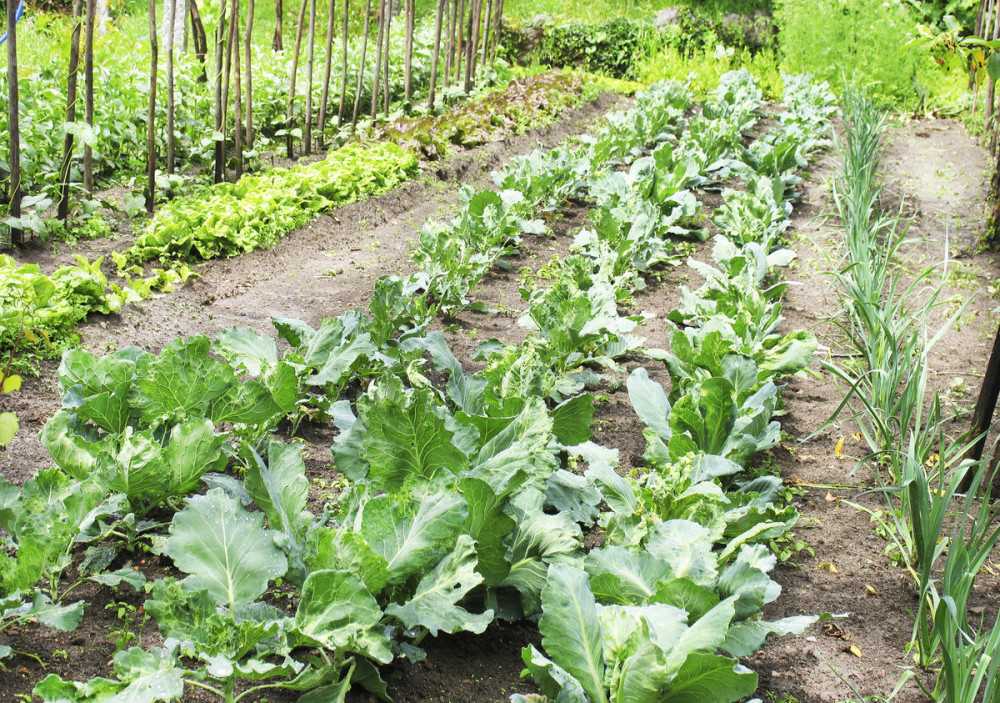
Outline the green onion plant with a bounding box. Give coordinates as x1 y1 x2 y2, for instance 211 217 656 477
821 82 1000 697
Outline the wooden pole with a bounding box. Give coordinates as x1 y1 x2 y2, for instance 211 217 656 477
480 0 491 69
352 0 372 124
961 319 1000 492
462 0 474 92
83 0 95 194
987 0 1000 151
285 0 308 158
213 2 227 183
468 0 482 88
403 0 414 105
222 0 239 167
382 0 391 114
165 0 177 173
455 0 465 84
427 0 444 110
336 0 349 126
304 0 317 154
488 0 502 63
370 0 385 119
145 0 158 213
6 0 22 244
58 0 84 223
443 0 456 88
232 0 243 178
973 0 988 91
317 0 336 146
244 0 255 150
190 0 209 81
273 0 283 50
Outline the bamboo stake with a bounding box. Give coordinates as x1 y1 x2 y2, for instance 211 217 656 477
462 0 474 92
304 0 317 154
222 0 239 165
480 0 491 71
83 0 95 194
317 0 336 146
989 0 1000 152
336 0 349 126
468 0 482 88
488 0 502 63
961 317 1000 493
427 0 444 110
370 0 386 119
145 0 158 213
6 0 21 243
352 0 372 124
455 0 465 84
58 0 84 223
973 0 988 91
285 0 308 158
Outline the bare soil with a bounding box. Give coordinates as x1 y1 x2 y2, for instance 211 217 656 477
1 99 998 703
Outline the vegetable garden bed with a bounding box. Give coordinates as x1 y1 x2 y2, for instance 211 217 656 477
1 71 999 703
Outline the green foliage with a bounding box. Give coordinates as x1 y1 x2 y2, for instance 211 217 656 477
820 82 1000 703
774 0 949 109
165 489 288 609
0 467 111 597
639 42 784 101
515 563 762 703
128 142 418 263
3 70 839 702
502 0 770 25
0 255 128 358
538 18 662 80
0 13 457 217
33 647 185 703
906 0 979 29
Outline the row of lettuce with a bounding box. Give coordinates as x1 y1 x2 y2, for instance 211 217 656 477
0 70 592 368
0 70 836 702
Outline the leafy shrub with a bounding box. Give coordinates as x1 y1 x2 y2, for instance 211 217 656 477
907 0 978 29
537 18 662 80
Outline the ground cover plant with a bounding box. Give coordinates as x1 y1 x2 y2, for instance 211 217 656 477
0 69 847 701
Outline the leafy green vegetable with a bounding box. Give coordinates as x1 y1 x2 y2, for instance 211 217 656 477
517 563 758 703
165 488 288 609
128 142 418 264
292 570 393 663
384 535 494 636
33 647 184 703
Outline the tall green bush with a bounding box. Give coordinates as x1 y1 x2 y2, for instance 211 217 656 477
774 0 927 108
